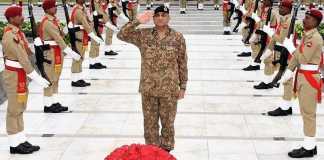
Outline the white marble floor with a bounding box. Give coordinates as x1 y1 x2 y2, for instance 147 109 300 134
1 34 324 160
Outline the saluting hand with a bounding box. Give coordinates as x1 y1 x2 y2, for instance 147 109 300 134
137 10 154 24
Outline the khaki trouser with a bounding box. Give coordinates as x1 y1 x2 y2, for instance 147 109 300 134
71 41 86 73
142 95 178 151
251 42 260 60
223 9 231 27
43 48 64 96
128 7 138 21
106 28 113 46
214 0 219 5
180 0 187 8
282 73 293 101
296 73 320 137
89 40 100 59
3 70 28 135
197 0 204 3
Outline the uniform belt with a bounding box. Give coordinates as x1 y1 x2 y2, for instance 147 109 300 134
5 59 22 68
73 25 84 30
43 41 58 46
299 64 318 71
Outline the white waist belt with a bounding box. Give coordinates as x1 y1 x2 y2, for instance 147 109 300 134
5 59 22 68
300 64 318 71
73 25 84 30
43 41 58 46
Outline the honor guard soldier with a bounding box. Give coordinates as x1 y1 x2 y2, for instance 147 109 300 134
70 0 104 87
253 0 279 89
2 6 50 154
104 0 129 55
280 9 323 158
265 0 295 116
89 0 108 69
39 0 81 112
223 0 239 34
117 6 188 152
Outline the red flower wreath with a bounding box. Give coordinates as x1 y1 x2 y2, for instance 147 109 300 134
105 144 176 160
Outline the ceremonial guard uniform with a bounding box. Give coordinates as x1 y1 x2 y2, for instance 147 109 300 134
2 6 50 154
265 0 294 116
281 9 323 158
39 0 81 112
117 6 188 152
70 0 103 87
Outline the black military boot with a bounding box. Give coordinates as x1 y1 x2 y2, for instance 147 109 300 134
89 63 107 69
223 31 231 35
267 107 292 116
44 104 63 113
253 82 273 89
71 80 91 87
237 52 251 57
53 103 69 112
105 50 118 56
10 143 34 154
242 65 260 71
180 11 186 14
288 146 317 158
22 141 40 152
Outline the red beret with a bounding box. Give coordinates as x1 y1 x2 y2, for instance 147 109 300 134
306 9 323 23
280 0 293 9
4 6 22 19
42 0 56 10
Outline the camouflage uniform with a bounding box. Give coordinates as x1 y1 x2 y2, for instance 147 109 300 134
117 20 188 151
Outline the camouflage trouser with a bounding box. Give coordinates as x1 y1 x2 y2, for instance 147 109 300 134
214 0 219 5
141 95 178 151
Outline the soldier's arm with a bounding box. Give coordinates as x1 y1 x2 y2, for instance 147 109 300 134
76 9 92 33
4 33 34 74
45 21 67 50
117 19 142 47
287 53 298 71
177 33 188 90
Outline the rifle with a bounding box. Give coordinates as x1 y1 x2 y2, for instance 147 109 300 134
27 0 52 83
91 0 103 39
254 7 273 63
121 0 130 19
269 2 301 88
62 0 82 57
243 0 260 44
232 0 245 33
108 4 118 26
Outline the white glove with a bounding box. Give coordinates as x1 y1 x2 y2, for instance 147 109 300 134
232 0 239 8
63 47 81 61
105 22 120 32
283 37 296 53
251 13 260 22
278 69 294 84
119 13 129 23
260 49 272 61
34 37 43 47
249 33 257 44
240 5 247 15
27 70 50 88
238 22 247 32
88 32 104 45
263 25 274 37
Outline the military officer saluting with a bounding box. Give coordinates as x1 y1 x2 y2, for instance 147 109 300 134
117 6 188 152
280 9 323 158
39 0 81 112
2 6 50 154
70 0 104 87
